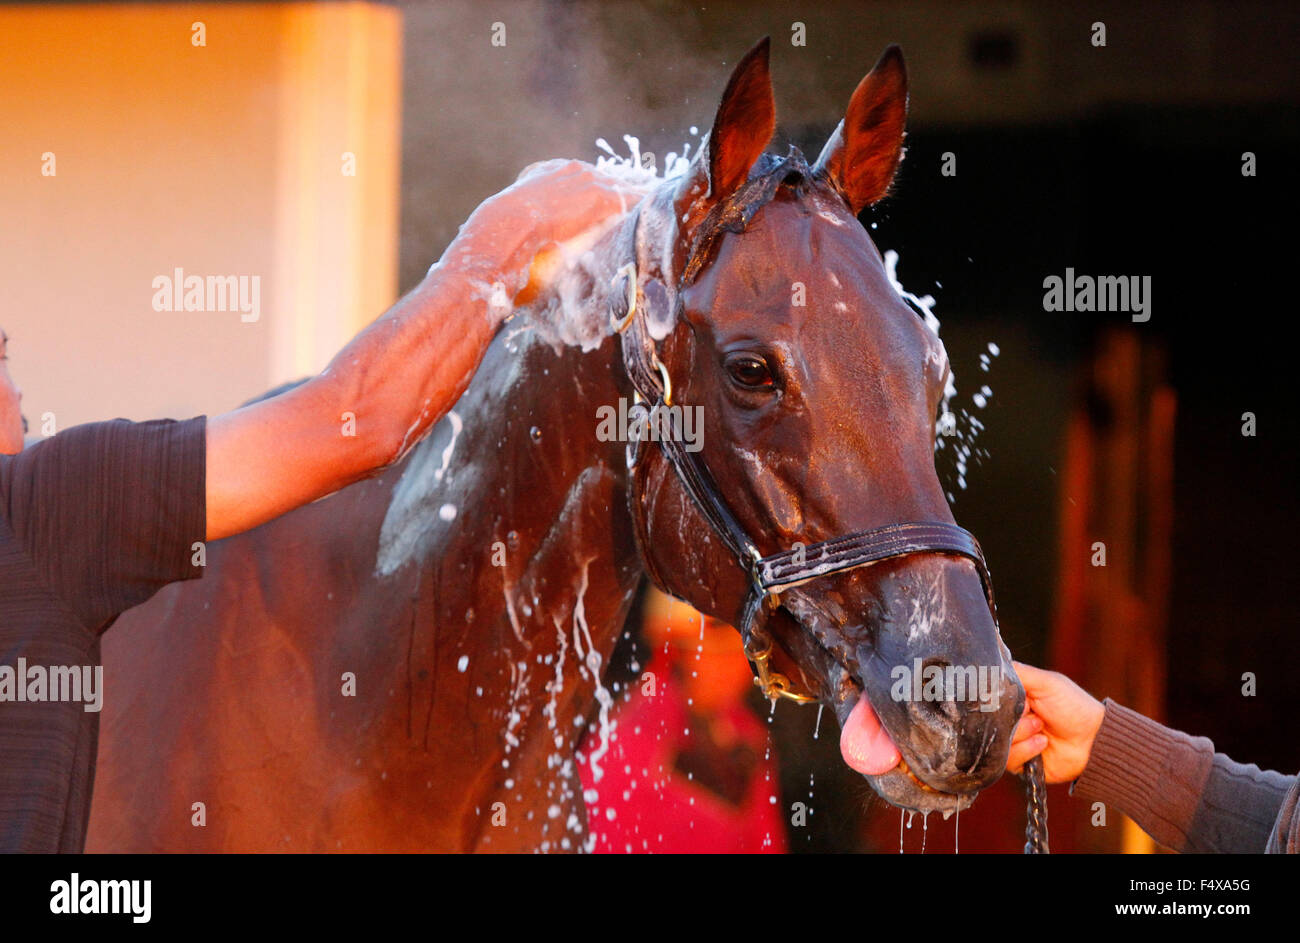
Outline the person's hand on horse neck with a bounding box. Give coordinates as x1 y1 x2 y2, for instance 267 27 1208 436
203 160 640 541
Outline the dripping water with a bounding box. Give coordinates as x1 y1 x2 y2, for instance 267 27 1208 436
807 772 815 844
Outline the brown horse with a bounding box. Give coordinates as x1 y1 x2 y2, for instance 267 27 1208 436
87 39 1025 852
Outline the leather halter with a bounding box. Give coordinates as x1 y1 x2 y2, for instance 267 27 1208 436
612 161 1000 704
609 156 1048 855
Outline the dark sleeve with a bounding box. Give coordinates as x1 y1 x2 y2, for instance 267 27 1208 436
1188 750 1296 854
0 416 207 632
1071 698 1295 853
1265 781 1300 853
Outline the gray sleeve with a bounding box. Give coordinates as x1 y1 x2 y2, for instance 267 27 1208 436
1071 698 1295 853
1185 750 1296 854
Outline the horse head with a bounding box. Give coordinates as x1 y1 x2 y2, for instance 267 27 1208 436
619 38 1024 816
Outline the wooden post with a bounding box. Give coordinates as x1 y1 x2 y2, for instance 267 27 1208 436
1050 327 1176 853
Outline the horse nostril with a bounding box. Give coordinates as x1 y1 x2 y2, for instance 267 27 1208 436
904 658 963 730
907 697 960 730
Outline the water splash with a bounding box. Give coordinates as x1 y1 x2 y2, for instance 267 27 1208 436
544 616 569 750
434 410 462 483
502 659 529 753
884 249 953 416
572 557 614 782
884 250 1000 503
594 132 697 186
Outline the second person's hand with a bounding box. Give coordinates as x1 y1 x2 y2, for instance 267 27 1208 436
1007 661 1106 784
434 159 648 319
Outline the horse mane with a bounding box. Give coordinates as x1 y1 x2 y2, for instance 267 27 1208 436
681 146 836 287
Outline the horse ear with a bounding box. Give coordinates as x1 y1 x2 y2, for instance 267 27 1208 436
706 37 776 198
815 45 908 213
675 38 775 221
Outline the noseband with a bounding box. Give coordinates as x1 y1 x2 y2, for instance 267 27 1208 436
610 152 1047 852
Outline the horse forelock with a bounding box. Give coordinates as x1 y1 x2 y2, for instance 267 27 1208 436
627 145 861 343
680 146 848 289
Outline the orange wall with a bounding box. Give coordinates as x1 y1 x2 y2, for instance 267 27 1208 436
0 2 401 432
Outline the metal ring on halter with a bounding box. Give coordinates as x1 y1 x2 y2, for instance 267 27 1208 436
650 354 673 407
744 544 770 598
744 623 818 704
610 263 638 334
744 545 783 609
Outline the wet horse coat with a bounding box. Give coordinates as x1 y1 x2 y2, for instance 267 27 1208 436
90 325 640 851
88 40 1028 851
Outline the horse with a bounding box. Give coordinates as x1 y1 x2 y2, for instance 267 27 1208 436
87 38 1029 852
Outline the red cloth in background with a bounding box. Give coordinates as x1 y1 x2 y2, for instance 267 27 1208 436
577 654 786 854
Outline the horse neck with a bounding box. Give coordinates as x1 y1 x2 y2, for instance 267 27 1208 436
375 302 644 674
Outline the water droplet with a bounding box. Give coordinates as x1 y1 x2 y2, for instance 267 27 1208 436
529 426 542 443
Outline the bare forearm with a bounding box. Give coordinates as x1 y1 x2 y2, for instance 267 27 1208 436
205 269 500 540
204 159 640 541
323 268 501 465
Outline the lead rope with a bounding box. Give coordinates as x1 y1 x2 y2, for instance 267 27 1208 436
1022 755 1050 853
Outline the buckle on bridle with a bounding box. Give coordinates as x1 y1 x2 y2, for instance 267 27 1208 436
610 263 638 334
649 354 672 407
744 620 818 705
744 544 764 590
741 547 813 703
744 545 781 610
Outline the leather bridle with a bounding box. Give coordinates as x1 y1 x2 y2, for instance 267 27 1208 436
609 152 1047 854
613 159 998 704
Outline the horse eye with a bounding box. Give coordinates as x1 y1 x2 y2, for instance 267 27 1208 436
725 354 775 391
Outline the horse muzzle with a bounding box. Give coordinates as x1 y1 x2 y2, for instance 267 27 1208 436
782 554 1025 814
